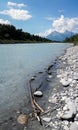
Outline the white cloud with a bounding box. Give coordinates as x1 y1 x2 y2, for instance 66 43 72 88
0 19 10 24
52 15 78 33
39 15 78 37
38 29 52 37
0 8 32 21
8 1 25 8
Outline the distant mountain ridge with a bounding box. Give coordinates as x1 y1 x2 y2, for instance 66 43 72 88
46 30 75 41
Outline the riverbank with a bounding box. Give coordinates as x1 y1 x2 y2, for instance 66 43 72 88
0 45 78 130
27 46 78 130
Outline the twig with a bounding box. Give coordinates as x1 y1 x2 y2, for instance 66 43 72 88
41 105 60 116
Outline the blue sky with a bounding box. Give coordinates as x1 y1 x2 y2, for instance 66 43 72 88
0 0 78 36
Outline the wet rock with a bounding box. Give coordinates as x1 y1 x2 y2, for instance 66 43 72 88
34 91 43 97
17 114 28 125
30 76 35 81
39 71 43 74
48 75 53 79
70 122 78 130
47 75 53 82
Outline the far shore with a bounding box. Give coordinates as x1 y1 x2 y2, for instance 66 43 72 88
0 40 57 44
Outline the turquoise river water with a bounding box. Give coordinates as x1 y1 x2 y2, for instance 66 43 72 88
0 43 71 120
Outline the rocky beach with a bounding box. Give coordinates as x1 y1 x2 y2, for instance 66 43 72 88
27 45 78 130
39 45 78 130
0 45 78 130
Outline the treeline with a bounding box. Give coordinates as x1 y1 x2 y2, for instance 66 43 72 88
0 24 52 43
64 34 78 45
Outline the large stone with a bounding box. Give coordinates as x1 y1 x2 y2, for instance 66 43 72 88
62 81 70 87
60 78 71 87
34 91 43 97
60 99 76 120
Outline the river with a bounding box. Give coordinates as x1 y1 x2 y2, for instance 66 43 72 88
0 43 71 122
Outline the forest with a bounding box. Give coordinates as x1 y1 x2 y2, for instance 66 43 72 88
0 24 52 43
64 34 78 45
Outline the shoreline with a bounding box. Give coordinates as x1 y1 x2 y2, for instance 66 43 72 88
0 45 78 130
27 46 78 130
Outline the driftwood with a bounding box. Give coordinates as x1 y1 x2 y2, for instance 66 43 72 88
29 79 44 112
33 99 44 113
29 79 44 124
29 80 35 110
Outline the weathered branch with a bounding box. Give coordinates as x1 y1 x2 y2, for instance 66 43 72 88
33 99 44 113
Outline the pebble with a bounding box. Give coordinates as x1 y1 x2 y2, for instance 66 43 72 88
42 117 51 122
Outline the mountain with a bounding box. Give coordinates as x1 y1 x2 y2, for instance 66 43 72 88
46 31 75 41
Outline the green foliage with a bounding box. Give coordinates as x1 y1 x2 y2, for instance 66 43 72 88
64 34 78 45
0 24 52 43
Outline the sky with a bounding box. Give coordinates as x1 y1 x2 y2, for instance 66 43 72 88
0 0 78 37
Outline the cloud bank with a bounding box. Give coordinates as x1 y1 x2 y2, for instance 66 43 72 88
39 15 78 37
0 1 32 21
52 15 78 33
0 9 32 21
8 1 25 8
